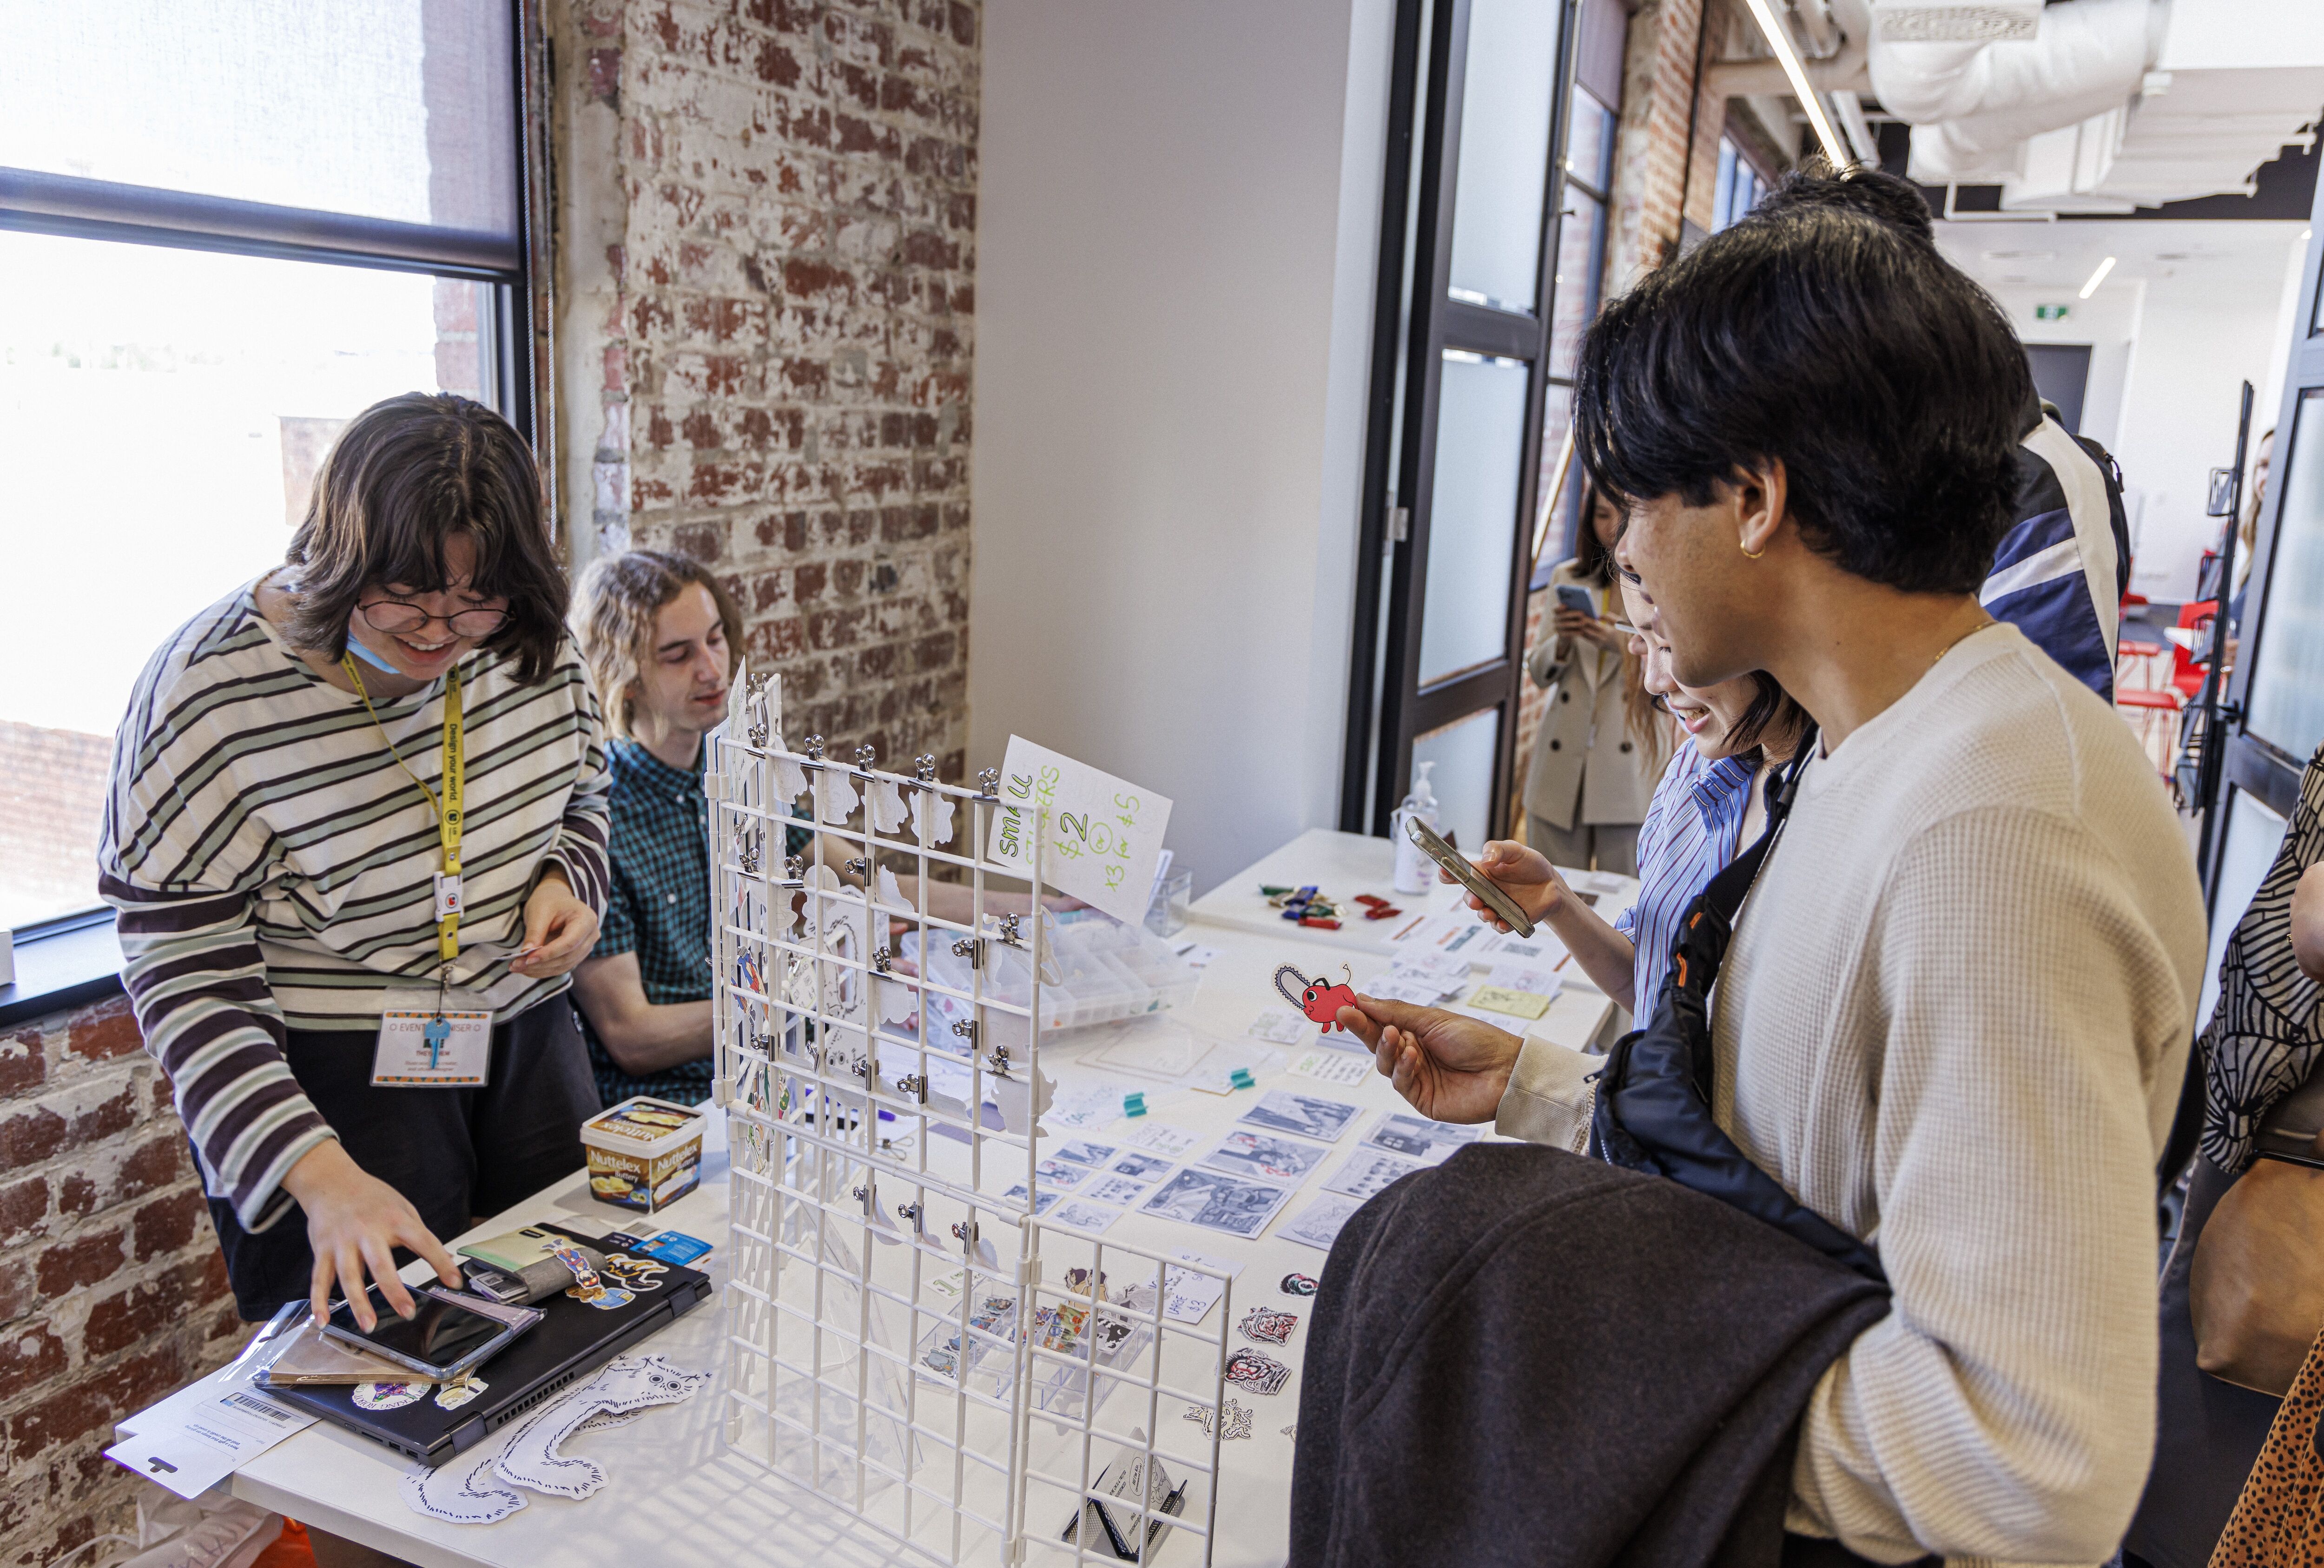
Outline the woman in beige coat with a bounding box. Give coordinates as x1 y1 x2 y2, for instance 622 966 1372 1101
1521 483 1666 875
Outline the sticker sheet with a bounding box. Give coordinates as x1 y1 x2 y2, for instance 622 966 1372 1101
1108 1149 1175 1180
1323 1149 1424 1201
1140 1168 1291 1239
1236 1089 1361 1143
1123 1123 1201 1158
1078 1173 1153 1206
1050 1199 1121 1234
1362 1111 1488 1166
1197 1130 1327 1184
1278 1193 1364 1253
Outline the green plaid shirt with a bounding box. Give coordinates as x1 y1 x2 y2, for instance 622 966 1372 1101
583 738 812 1107
584 738 716 1106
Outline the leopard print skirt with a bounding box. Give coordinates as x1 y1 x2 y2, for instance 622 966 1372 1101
2212 1324 2324 1566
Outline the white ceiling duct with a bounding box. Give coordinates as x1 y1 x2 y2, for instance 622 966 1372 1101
1879 0 2324 210
1877 0 2160 181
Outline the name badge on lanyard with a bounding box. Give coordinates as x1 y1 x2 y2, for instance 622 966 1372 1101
343 654 488 1087
374 988 494 1086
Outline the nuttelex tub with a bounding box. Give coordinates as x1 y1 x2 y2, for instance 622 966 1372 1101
580 1096 707 1214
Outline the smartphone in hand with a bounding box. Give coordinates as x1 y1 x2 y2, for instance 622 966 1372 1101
1553 584 1596 619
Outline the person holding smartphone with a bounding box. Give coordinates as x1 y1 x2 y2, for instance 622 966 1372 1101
1471 572 1807 1015
103 393 609 1340
1522 481 1665 876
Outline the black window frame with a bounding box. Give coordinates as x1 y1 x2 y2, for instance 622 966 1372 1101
1341 0 1588 841
0 0 540 1022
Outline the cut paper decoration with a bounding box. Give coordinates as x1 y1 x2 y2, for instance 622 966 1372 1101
767 740 809 808
874 866 914 915
816 768 860 825
867 777 909 834
492 1355 710 1501
402 1356 708 1525
911 787 956 847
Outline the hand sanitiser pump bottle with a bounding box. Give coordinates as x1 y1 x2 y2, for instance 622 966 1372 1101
1391 762 1440 895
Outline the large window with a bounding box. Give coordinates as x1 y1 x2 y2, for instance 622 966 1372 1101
1341 0 1595 843
0 0 533 935
1533 85 1618 574
1711 133 1771 234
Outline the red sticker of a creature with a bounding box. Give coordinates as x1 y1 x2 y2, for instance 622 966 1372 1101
1274 963 1359 1034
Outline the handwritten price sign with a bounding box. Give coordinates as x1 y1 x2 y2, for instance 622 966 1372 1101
987 737 1173 927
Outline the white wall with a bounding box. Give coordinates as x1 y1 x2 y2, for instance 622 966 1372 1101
971 0 1391 896
1937 217 2308 601
1984 281 2143 449
2116 262 2297 598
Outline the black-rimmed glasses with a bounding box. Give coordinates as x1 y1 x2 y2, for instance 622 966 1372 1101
358 599 510 639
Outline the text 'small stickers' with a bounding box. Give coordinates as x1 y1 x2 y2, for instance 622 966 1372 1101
986 737 1172 927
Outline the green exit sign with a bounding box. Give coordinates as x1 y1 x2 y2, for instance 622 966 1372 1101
2035 304 2071 321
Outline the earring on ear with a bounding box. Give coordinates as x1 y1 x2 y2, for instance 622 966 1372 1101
1741 540 1766 559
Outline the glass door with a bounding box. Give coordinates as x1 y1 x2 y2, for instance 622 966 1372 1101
2206 179 2324 913
1341 0 1582 844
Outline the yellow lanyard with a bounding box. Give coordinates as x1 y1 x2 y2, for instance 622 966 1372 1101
342 655 466 962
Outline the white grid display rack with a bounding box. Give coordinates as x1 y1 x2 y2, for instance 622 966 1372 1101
708 674 1236 1566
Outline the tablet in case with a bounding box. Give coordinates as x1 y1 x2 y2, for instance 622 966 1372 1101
269 1223 712 1466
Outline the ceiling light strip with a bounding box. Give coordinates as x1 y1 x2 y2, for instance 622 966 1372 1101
1739 0 1853 169
2078 255 2117 298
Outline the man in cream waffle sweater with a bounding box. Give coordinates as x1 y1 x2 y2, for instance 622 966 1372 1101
1340 165 2204 1566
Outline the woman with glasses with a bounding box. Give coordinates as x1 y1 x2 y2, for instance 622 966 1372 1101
102 392 610 1337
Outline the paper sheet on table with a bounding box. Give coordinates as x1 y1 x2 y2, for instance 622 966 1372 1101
1382 911 1500 959
1363 976 1452 1007
1277 1193 1364 1253
1083 1015 1216 1083
1123 1122 1201 1158
108 1361 317 1499
1289 1048 1371 1087
1188 1041 1285 1095
1046 1078 1137 1131
1247 1007 1313 1045
986 737 1172 926
1487 962 1565 995
1484 929 1570 968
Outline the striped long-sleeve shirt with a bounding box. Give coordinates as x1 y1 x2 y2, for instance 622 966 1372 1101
100 582 611 1232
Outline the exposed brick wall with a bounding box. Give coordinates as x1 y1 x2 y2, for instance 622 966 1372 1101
0 996 244 1568
1604 0 1729 293
554 0 980 777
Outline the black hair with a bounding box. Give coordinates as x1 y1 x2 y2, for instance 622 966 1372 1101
1571 480 1618 587
1573 161 2028 596
284 393 568 684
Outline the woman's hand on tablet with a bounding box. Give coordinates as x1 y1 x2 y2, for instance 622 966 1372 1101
282 1140 463 1330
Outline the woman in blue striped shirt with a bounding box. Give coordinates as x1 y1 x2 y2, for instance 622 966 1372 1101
1462 576 1806 1014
